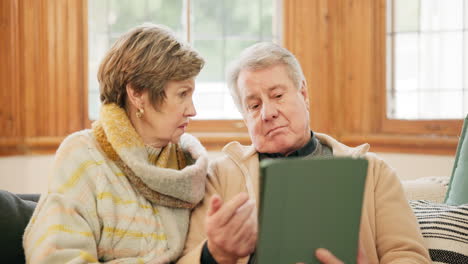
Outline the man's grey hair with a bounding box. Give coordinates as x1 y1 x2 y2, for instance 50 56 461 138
226 42 306 114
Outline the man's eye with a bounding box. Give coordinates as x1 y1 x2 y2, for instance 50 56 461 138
179 91 187 97
249 104 259 110
275 94 283 98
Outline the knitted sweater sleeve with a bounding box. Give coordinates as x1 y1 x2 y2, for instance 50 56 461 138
22 133 147 264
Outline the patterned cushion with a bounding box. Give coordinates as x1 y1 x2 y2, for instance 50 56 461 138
409 200 468 263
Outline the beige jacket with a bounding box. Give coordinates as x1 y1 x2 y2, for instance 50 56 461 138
178 133 431 264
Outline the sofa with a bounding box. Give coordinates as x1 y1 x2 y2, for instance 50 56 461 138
2 178 465 264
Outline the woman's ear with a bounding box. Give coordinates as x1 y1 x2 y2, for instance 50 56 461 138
126 84 143 108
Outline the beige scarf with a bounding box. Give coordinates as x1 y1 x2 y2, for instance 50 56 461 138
92 103 207 209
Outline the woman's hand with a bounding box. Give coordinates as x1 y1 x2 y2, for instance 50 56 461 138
205 193 258 264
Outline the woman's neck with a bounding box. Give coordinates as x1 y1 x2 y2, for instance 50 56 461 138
127 107 168 148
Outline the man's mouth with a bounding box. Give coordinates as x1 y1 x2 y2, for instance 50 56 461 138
266 126 286 136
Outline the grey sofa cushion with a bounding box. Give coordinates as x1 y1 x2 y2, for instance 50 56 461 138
0 190 37 264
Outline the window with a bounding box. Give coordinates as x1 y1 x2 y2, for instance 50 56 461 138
387 0 468 120
88 0 282 120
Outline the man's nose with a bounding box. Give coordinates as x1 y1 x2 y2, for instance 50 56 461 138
261 102 278 121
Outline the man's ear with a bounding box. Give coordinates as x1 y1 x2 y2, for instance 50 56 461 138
126 84 143 108
299 80 310 109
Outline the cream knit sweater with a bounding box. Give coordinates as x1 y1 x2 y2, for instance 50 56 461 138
23 130 208 264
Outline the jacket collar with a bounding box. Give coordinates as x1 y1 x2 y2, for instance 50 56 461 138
222 132 370 161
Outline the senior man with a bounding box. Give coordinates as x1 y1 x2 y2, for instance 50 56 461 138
178 43 430 264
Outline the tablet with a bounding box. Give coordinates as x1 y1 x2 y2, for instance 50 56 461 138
255 157 368 264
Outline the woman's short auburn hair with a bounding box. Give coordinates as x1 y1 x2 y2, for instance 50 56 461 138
97 23 204 109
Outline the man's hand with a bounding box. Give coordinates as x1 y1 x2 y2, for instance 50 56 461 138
205 193 258 264
314 245 368 264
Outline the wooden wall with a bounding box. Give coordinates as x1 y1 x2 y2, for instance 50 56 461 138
0 0 88 155
283 0 382 136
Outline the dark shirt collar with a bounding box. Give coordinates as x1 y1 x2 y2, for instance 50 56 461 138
258 131 316 160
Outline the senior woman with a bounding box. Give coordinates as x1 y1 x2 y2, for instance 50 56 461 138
23 24 207 263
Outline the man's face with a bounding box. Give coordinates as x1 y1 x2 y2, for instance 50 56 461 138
238 64 311 155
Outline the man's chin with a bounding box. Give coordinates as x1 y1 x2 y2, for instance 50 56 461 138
256 141 294 155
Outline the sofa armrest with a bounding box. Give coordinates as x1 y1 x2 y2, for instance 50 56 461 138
401 176 449 203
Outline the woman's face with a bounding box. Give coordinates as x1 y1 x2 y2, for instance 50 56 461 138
136 78 196 147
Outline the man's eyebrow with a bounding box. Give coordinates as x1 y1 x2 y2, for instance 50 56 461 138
268 85 285 92
245 94 258 102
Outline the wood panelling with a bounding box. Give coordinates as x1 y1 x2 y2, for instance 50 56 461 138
0 0 88 155
283 0 337 135
0 0 23 153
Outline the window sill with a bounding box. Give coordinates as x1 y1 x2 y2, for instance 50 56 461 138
1 133 458 156
339 134 459 155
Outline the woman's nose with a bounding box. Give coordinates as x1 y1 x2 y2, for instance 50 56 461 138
186 99 197 117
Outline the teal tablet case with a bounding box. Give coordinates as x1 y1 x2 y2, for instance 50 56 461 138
256 157 368 264
445 114 468 205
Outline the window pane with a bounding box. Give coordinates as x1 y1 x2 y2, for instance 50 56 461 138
191 0 223 38
225 39 259 68
193 40 224 82
261 0 276 40
387 0 467 120
390 91 419 119
394 0 419 32
465 31 468 92
225 0 260 37
465 1 468 28
107 0 184 34
419 91 463 119
419 32 463 91
394 34 418 91
464 91 468 114
420 0 463 31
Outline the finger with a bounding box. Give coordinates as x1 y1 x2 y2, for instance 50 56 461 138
231 204 257 241
207 194 223 217
315 248 344 264
213 192 250 226
357 242 368 264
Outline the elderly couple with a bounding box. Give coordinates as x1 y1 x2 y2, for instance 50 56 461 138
22 24 431 263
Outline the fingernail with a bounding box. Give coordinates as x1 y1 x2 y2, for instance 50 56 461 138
316 248 329 257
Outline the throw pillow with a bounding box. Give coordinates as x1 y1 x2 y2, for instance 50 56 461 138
445 115 468 205
409 200 468 263
402 176 449 203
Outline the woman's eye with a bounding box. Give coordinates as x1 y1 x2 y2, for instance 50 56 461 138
179 91 187 97
249 104 259 110
275 94 283 98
